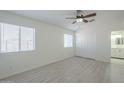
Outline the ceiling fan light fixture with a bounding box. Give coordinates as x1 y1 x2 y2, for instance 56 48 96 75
76 18 83 22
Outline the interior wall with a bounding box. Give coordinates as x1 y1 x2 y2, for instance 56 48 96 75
95 28 111 62
0 11 75 79
75 26 111 62
76 28 96 59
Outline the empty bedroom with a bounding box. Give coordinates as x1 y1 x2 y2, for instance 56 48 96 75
0 10 124 83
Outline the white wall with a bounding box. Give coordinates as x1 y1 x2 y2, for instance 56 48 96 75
75 25 112 62
0 11 75 79
76 27 96 59
95 28 111 62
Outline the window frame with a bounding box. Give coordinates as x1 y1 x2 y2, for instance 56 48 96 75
0 22 35 53
64 34 73 48
20 26 35 52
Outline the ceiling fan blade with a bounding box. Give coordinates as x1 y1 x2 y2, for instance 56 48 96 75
83 13 96 18
83 19 88 23
72 21 77 24
65 17 77 19
89 19 95 22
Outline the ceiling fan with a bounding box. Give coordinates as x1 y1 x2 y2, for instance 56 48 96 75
66 10 96 24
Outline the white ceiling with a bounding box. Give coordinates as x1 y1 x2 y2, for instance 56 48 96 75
7 10 124 31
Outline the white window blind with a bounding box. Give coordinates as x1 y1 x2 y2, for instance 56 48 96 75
21 27 35 51
0 23 35 53
64 34 73 48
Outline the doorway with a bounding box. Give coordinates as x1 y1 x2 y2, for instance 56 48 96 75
111 31 124 64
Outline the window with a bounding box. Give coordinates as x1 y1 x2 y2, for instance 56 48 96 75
64 34 73 47
1 23 19 52
21 27 35 51
0 23 35 53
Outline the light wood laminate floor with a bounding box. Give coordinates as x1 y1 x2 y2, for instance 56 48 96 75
111 58 124 65
0 57 124 83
